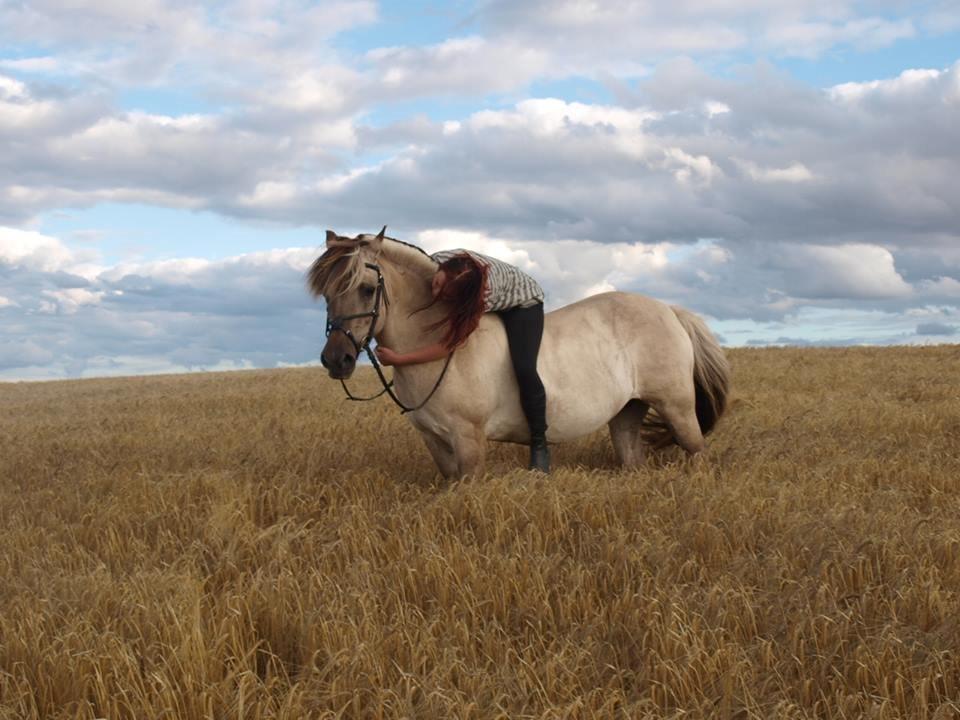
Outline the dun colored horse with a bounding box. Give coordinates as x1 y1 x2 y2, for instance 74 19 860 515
310 229 730 478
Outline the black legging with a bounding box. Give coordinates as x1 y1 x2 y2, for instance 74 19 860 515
498 302 547 442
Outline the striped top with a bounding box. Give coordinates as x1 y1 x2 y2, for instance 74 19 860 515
431 249 544 312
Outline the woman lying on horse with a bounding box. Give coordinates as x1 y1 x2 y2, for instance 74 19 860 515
375 247 551 472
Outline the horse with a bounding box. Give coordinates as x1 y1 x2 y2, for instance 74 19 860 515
309 228 730 478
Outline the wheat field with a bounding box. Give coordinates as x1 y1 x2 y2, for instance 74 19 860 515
1 346 959 719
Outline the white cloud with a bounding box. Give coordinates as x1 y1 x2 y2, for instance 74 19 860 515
468 99 656 136
415 230 690 308
0 1 377 85
369 36 549 97
0 76 341 222
0 227 84 272
416 229 535 270
42 288 107 314
479 0 747 70
737 160 814 183
663 147 720 186
918 277 960 298
780 244 913 300
0 74 27 99
0 82 60 130
829 67 944 101
0 56 59 72
765 17 915 59
477 0 923 74
704 101 730 117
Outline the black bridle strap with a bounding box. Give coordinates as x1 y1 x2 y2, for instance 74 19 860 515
341 346 454 414
339 375 392 402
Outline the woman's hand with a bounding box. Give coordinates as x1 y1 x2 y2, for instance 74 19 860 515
375 346 401 366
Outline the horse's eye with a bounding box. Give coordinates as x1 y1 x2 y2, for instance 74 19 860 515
361 285 375 298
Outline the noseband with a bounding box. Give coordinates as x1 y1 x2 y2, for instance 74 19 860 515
324 262 453 414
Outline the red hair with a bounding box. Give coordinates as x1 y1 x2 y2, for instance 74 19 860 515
430 253 488 350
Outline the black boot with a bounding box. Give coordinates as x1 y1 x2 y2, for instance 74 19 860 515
529 438 550 473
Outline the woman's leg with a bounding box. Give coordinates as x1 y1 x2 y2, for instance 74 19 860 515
499 303 549 471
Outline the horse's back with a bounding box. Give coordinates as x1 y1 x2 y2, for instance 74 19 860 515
545 290 679 328
544 289 693 377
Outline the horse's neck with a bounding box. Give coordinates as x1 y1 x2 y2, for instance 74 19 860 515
376 241 446 352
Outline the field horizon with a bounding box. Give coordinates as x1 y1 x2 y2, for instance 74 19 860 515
2 342 957 388
2 345 959 719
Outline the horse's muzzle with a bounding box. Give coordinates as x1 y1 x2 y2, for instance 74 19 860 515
321 349 356 379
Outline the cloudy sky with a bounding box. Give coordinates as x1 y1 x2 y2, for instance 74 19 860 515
1 0 959 380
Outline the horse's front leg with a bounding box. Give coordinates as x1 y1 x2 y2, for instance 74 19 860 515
418 429 459 479
451 424 487 478
417 422 487 479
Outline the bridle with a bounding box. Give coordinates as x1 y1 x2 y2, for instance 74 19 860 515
324 262 387 356
324 262 453 414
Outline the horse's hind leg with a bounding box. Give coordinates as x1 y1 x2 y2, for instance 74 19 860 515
651 396 705 455
608 400 650 468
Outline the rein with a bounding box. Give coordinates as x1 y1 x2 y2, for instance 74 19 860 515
343 344 454 415
326 262 453 415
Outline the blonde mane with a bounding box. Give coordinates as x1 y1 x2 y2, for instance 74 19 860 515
307 234 437 298
306 235 372 298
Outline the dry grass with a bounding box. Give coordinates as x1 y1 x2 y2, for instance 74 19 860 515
1 346 959 719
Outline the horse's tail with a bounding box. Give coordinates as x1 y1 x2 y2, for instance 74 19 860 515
671 306 730 435
639 307 730 448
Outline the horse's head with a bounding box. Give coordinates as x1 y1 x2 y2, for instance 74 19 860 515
308 227 388 379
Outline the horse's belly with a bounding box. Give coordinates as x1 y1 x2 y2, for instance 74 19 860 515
546 373 635 442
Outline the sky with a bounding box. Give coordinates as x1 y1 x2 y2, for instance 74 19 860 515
1 0 959 380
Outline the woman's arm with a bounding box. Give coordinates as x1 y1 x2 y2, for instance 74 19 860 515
376 342 449 367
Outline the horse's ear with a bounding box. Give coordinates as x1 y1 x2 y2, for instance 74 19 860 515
325 230 338 246
368 226 386 254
